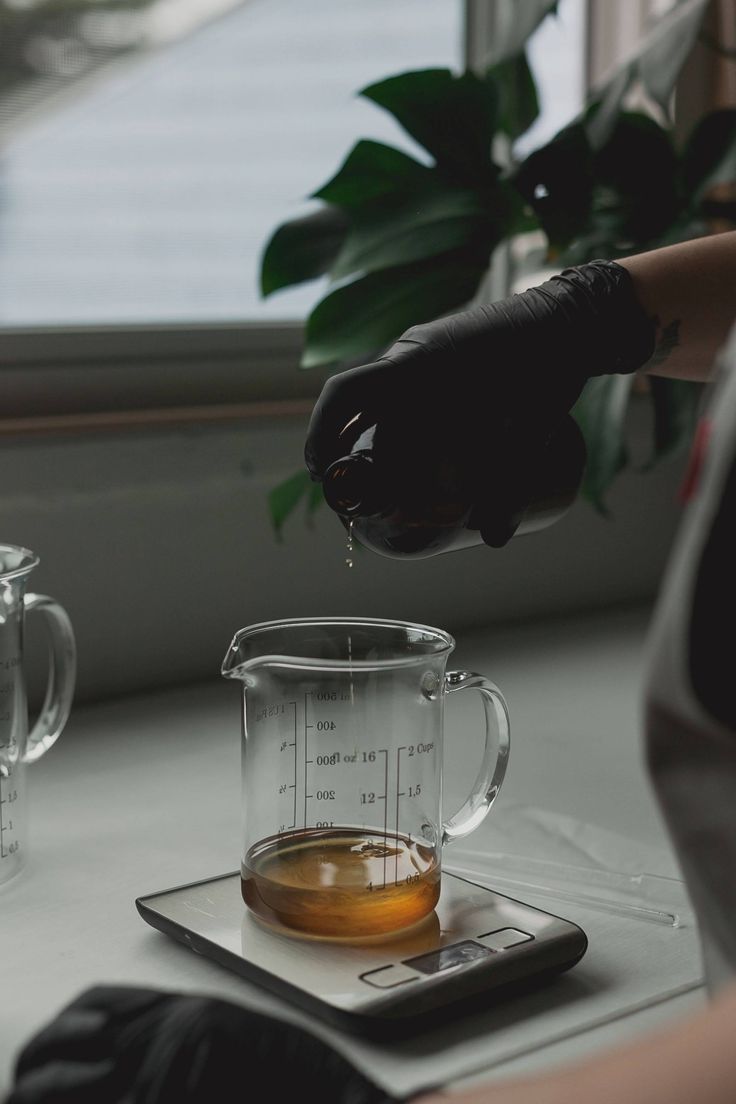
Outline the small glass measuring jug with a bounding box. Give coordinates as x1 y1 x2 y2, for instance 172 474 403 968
0 544 76 887
222 617 510 938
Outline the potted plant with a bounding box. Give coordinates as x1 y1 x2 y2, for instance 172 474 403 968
261 0 735 536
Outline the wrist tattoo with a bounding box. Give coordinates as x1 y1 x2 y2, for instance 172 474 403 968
644 317 681 372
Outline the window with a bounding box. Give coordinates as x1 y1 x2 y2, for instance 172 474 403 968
0 0 654 417
513 0 586 158
1 0 591 423
0 0 462 329
0 0 595 333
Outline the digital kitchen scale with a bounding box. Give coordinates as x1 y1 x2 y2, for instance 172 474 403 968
136 870 587 1038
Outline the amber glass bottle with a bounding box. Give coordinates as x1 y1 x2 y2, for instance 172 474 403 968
320 414 586 559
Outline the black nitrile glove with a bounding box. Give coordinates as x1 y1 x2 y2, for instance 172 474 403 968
305 259 655 547
7 986 403 1104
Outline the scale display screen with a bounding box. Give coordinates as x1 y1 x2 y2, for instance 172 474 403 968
406 940 494 975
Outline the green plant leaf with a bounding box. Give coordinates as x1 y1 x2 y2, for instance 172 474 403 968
680 109 736 206
572 374 635 514
528 112 679 262
589 113 679 248
313 139 434 206
637 0 709 111
330 188 492 280
512 122 593 251
586 0 710 148
644 376 703 469
307 479 325 513
486 50 540 140
480 1 558 68
260 206 350 297
360 69 499 181
301 251 488 370
304 478 325 529
268 470 312 538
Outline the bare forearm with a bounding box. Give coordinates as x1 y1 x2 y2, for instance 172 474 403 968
415 980 736 1104
618 231 736 381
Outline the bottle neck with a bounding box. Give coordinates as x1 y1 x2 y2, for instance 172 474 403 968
322 454 391 518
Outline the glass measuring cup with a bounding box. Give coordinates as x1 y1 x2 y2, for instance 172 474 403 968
0 544 76 887
222 617 510 939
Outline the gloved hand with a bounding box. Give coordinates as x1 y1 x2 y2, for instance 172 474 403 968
305 259 655 546
7 986 403 1104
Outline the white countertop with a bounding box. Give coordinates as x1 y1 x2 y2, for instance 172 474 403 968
0 604 706 1099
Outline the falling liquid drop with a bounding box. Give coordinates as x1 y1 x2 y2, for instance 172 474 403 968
345 518 354 569
347 629 355 706
346 528 355 704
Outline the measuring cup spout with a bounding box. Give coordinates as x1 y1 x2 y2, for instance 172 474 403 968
221 624 274 681
221 639 252 681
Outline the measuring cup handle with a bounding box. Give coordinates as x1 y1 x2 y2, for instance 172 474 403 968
22 593 76 764
441 671 510 846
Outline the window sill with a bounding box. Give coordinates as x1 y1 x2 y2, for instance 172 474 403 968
0 320 329 424
0 398 315 438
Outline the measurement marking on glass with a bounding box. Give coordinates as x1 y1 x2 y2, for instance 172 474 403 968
0 776 5 859
288 702 297 830
304 692 309 828
395 746 406 885
380 748 388 887
0 772 15 860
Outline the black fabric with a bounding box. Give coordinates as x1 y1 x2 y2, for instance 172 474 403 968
305 260 655 548
688 441 736 728
7 987 400 1104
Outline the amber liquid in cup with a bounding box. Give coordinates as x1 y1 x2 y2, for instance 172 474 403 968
241 828 440 938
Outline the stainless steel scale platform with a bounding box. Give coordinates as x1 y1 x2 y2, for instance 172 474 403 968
137 869 587 1038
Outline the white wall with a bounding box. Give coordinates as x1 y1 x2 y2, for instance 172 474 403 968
1 399 690 703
